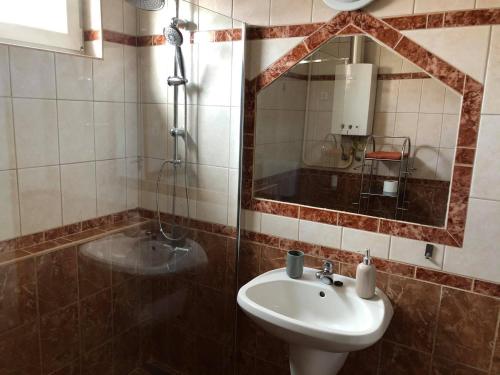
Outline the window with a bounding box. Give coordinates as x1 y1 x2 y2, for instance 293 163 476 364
0 0 82 52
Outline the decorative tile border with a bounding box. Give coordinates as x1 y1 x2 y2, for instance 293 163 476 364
285 71 431 81
242 10 484 247
240 229 500 299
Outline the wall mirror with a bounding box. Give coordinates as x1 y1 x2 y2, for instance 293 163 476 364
253 34 462 227
0 0 103 58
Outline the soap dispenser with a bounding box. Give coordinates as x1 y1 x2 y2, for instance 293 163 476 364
355 249 376 299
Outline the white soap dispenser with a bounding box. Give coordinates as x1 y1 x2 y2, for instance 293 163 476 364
355 249 376 299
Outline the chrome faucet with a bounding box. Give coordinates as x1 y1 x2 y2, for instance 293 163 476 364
316 260 334 285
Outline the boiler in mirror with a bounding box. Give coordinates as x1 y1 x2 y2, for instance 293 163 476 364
253 35 462 227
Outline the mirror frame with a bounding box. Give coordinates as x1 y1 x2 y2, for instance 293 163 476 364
242 11 483 247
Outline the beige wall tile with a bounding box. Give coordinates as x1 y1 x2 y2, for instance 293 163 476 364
270 0 313 25
483 26 500 114
196 106 230 167
364 0 415 18
375 80 400 112
402 26 491 84
0 98 16 170
61 162 97 225
396 79 423 113
13 99 59 169
342 228 391 259
94 102 125 160
414 0 474 12
18 166 62 234
101 0 124 32
299 219 341 248
233 0 271 26
141 103 167 159
471 115 500 201
390 236 445 270
199 0 232 16
123 0 137 35
476 0 500 8
124 46 138 103
55 54 93 101
420 79 446 114
436 148 454 181
311 0 338 23
241 209 262 232
440 114 460 149
416 113 442 148
195 165 229 225
443 198 500 283
443 89 462 115
261 213 298 240
126 157 139 209
58 101 95 164
125 103 139 158
10 47 56 99
198 41 232 106
0 170 20 241
96 158 126 216
93 42 125 102
0 46 11 96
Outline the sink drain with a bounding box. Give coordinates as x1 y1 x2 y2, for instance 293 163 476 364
319 291 326 297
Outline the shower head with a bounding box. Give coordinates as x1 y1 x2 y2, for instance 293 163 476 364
125 0 165 11
164 23 184 46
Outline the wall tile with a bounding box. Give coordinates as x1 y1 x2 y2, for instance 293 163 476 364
142 103 167 159
420 79 446 114
198 41 232 106
430 357 487 375
0 45 11 96
137 6 171 36
124 46 138 103
472 115 500 201
9 47 56 99
93 42 125 102
476 0 500 7
397 79 422 113
13 98 59 168
379 341 431 375
58 100 95 164
233 0 271 26
0 170 20 241
0 323 40 374
261 213 298 240
123 0 137 35
402 26 491 84
199 0 232 16
79 289 113 353
270 0 312 25
37 246 78 315
139 46 169 103
125 103 138 157
241 209 262 232
18 165 62 235
416 113 442 148
228 168 239 226
298 219 341 248
195 106 230 167
61 162 97 225
195 165 229 225
312 0 338 23
341 228 390 259
102 0 124 32
443 89 462 115
96 159 127 216
439 114 459 149
483 26 500 114
443 198 500 283
94 102 125 160
126 157 139 209
229 107 241 169
0 97 15 170
436 148 454 181
390 236 444 270
434 287 499 370
414 0 475 12
375 80 399 112
364 0 415 18
55 54 93 101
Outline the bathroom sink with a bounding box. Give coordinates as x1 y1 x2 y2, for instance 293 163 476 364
237 267 393 375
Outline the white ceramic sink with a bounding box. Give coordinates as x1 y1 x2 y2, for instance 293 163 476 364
237 267 393 375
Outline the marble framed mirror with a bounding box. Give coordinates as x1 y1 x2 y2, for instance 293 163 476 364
242 12 483 247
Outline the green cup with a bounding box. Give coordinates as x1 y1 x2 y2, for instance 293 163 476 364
286 250 304 279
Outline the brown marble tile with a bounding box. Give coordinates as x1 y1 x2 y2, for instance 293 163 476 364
45 223 81 241
260 246 287 273
103 29 137 46
379 220 458 246
112 277 142 334
17 231 45 249
395 36 466 93
79 289 112 353
492 321 500 374
254 358 290 375
458 77 483 148
299 206 338 225
279 238 322 257
338 213 379 231
339 342 381 375
40 303 80 374
193 231 228 290
372 258 415 277
84 30 101 42
63 228 106 243
321 246 363 264
473 279 500 298
251 199 299 218
81 342 113 375
455 148 475 166
22 240 60 254
161 324 196 374
77 245 112 299
255 325 289 369
416 268 473 290
353 12 403 47
241 230 280 247
113 327 141 375
427 13 445 28
194 285 228 342
379 341 431 375
383 15 427 30
444 9 500 27
430 356 487 375
0 258 37 334
385 275 441 352
337 24 364 35
303 14 350 52
0 322 41 374
0 238 17 253
434 287 499 370
36 246 78 315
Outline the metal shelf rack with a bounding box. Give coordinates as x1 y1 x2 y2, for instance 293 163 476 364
357 136 412 219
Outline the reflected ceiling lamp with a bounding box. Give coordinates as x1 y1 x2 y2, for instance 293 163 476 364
322 0 375 10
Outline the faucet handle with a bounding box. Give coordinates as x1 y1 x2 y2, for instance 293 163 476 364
323 260 334 274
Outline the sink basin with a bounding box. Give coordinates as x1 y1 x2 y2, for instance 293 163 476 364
237 267 393 375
